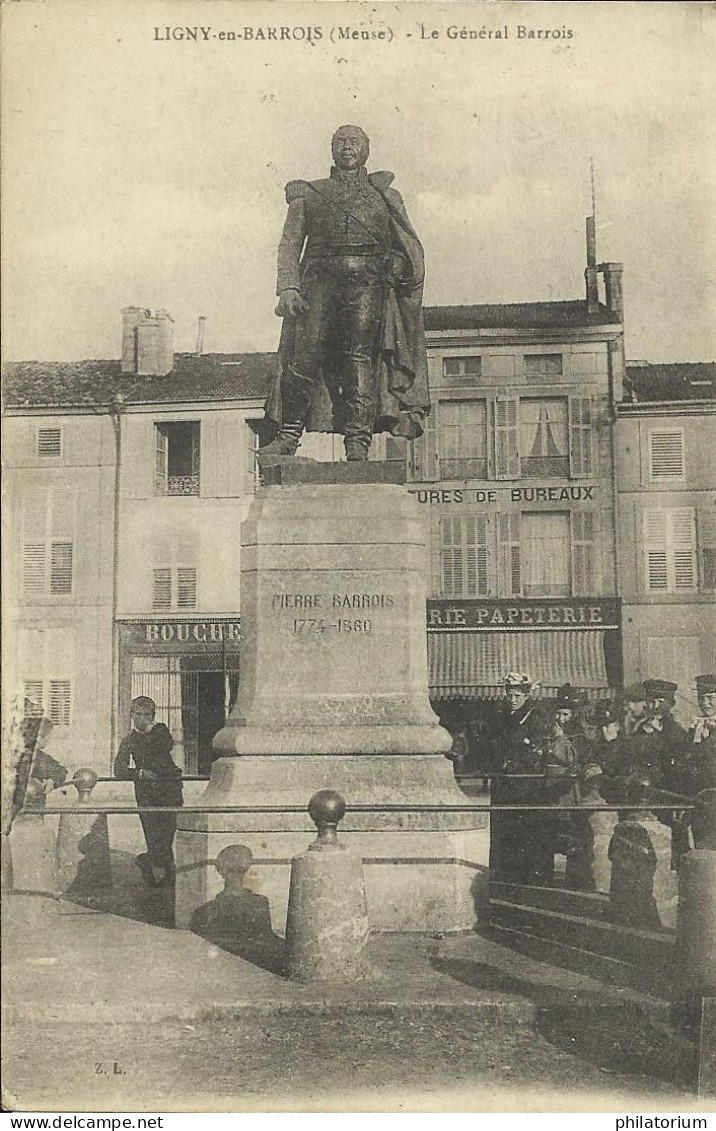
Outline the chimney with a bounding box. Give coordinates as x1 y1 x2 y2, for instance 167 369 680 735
599 262 624 320
123 306 175 377
585 216 600 314
121 306 149 374
196 315 206 355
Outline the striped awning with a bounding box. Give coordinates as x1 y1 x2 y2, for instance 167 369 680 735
428 630 609 700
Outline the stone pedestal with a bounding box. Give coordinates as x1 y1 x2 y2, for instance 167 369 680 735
176 470 487 933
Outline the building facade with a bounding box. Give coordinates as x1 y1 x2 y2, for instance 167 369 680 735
3 253 636 774
615 362 716 724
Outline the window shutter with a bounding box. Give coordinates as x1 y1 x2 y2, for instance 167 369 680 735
440 517 462 596
650 429 684 481
465 515 489 596
23 680 44 716
498 513 521 596
244 421 259 494
37 428 62 458
154 426 168 495
494 397 519 479
49 488 74 595
698 504 716 590
177 567 197 609
49 680 71 726
571 511 596 595
644 509 668 591
152 568 172 610
671 508 696 591
410 407 437 481
569 395 594 478
22 489 48 594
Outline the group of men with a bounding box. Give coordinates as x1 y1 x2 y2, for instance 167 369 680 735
485 671 716 891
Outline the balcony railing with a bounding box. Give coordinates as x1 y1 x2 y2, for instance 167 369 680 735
167 474 200 497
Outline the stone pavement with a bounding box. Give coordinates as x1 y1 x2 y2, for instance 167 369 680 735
2 886 671 1028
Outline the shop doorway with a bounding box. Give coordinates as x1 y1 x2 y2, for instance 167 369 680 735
129 653 239 774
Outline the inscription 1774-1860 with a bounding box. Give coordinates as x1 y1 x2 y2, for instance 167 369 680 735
271 592 395 637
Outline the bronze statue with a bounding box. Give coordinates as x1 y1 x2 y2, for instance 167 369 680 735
262 125 430 461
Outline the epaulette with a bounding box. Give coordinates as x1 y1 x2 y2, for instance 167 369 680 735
285 180 309 203
368 170 395 192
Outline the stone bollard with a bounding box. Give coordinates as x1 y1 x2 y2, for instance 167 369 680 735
285 790 370 982
56 769 112 894
7 778 58 894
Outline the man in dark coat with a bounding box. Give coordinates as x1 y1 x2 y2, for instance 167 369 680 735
114 696 183 886
262 125 430 461
488 672 553 886
678 674 716 848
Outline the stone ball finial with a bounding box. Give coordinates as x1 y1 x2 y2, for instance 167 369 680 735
72 769 98 802
308 789 346 849
215 844 253 879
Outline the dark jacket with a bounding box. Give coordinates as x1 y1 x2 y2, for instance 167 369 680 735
114 724 183 808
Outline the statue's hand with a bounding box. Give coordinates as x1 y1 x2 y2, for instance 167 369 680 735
276 289 308 319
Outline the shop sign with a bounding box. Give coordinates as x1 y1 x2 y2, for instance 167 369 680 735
411 485 598 505
427 597 620 631
120 620 241 646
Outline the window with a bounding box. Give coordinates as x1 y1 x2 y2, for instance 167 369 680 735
155 422 200 496
36 427 62 458
520 512 571 596
649 429 685 482
443 356 482 381
152 566 197 611
438 400 487 479
22 488 74 597
22 679 72 726
525 353 563 378
439 515 488 597
494 395 593 480
519 398 569 478
644 508 696 592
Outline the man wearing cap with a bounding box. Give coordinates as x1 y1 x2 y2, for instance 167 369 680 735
488 673 554 885
261 124 430 462
618 683 648 737
678 675 716 848
636 679 690 867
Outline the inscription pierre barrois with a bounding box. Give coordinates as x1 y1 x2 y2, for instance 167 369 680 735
270 592 395 636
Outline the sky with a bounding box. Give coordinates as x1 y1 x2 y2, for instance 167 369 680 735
2 0 715 363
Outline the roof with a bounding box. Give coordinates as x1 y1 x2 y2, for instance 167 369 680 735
424 300 621 331
624 362 716 403
2 352 277 409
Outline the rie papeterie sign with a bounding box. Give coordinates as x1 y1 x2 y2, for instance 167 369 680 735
427 597 621 631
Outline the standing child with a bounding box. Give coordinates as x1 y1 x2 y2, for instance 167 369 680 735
114 696 183 886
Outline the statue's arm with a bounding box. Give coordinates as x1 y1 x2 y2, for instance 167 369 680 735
277 194 307 295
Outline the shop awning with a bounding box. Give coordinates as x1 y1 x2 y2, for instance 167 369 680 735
428 630 609 700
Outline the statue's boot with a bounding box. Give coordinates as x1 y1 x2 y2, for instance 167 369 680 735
259 429 302 458
344 437 369 462
259 369 313 457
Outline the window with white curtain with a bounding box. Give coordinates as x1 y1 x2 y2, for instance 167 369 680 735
521 512 571 596
519 398 569 478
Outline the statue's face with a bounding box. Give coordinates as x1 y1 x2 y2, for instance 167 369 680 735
332 126 369 170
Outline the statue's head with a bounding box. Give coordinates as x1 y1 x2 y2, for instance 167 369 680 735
332 125 369 171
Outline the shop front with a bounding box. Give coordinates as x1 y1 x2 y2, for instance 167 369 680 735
426 596 622 772
117 618 240 775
